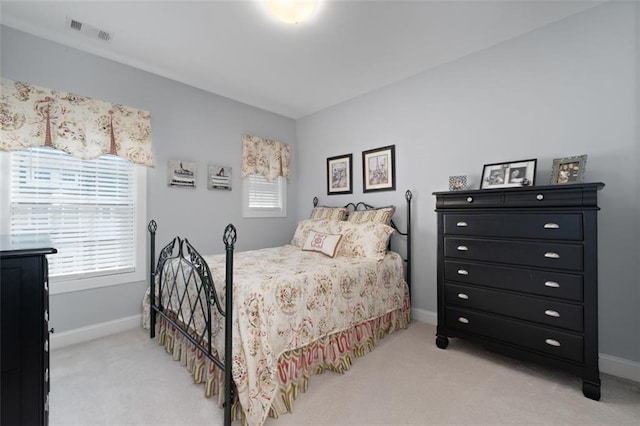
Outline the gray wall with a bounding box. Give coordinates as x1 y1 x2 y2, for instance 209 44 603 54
296 2 639 362
0 26 298 332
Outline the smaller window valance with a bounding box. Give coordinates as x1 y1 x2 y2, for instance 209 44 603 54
0 78 153 167
241 134 290 181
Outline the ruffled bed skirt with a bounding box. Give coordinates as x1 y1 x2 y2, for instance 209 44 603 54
155 293 411 425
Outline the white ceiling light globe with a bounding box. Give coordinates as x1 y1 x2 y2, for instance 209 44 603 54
265 0 318 24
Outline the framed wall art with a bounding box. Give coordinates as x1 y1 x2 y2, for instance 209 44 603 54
362 145 396 193
550 154 587 184
208 164 232 190
481 158 536 189
167 160 197 188
327 153 353 195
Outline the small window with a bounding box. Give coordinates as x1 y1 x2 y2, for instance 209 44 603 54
242 174 287 218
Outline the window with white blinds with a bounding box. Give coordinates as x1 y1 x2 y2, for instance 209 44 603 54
242 174 287 218
7 147 144 287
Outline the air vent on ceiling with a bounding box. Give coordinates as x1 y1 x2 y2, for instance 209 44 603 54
66 16 113 43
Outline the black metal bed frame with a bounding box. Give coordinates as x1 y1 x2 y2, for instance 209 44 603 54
147 190 412 426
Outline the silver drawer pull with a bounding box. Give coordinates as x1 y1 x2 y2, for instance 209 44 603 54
544 252 560 259
45 368 49 382
45 339 49 352
544 309 560 318
457 245 468 251
457 293 469 300
457 269 469 275
456 221 468 227
544 223 560 229
544 281 560 288
45 310 49 322
45 394 49 412
536 194 544 201
458 317 470 324
466 197 473 203
45 281 48 291
545 338 561 347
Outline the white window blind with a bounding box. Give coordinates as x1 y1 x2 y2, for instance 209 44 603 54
243 174 286 218
9 147 136 280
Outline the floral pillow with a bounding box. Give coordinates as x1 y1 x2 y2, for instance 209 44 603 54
309 206 348 221
348 206 395 226
331 221 395 260
290 219 335 247
302 230 343 258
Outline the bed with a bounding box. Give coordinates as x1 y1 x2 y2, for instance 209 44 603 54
143 190 413 426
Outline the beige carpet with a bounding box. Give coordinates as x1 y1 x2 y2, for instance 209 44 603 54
50 322 639 425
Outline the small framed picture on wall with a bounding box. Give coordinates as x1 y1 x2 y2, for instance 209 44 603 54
362 145 396 193
168 160 197 188
327 153 352 195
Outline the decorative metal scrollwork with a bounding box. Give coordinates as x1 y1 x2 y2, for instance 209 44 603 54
147 219 158 233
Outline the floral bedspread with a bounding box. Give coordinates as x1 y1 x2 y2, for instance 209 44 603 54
144 244 407 426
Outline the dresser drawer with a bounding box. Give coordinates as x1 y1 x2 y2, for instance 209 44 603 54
446 307 584 363
504 188 584 207
445 283 583 332
445 238 583 271
436 192 502 208
444 213 583 240
444 260 583 301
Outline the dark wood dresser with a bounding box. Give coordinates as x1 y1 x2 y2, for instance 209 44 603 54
433 183 604 400
1 236 56 426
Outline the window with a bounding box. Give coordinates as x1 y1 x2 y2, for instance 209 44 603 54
242 174 287 218
1 147 146 294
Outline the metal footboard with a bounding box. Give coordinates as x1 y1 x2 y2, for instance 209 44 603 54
148 221 236 426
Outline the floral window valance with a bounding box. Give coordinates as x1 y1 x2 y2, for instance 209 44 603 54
0 78 153 167
241 134 290 181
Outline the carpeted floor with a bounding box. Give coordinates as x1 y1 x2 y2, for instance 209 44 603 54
50 321 639 425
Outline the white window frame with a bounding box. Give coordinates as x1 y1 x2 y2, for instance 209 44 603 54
242 174 287 218
0 151 147 295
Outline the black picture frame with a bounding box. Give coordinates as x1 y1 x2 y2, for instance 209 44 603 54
327 153 353 195
362 145 396 193
481 158 536 189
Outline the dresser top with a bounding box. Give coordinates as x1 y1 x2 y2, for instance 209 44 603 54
433 182 604 209
0 234 57 258
433 182 605 196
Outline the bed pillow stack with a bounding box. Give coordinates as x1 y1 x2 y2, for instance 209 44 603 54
291 205 395 260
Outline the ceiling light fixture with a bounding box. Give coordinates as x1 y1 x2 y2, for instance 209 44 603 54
265 0 318 24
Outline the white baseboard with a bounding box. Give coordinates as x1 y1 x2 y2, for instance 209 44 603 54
410 308 639 384
50 314 142 350
599 353 640 383
411 307 437 325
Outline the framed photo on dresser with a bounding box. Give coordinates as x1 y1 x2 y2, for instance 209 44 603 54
481 158 536 189
550 155 587 184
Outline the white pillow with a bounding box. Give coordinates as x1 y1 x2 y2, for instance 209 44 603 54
302 230 343 258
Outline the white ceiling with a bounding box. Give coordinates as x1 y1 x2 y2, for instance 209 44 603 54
1 1 600 119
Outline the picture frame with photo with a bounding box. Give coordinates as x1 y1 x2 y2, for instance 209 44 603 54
481 158 536 189
168 160 197 188
550 154 587 184
362 145 396 193
327 153 353 195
